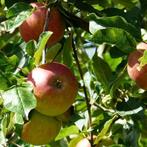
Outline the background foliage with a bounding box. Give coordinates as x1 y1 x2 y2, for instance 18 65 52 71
0 0 147 146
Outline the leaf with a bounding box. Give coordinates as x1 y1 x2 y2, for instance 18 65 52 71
90 28 136 53
26 40 37 57
138 50 147 68
88 14 141 40
13 54 29 75
63 35 73 67
46 43 62 63
116 98 144 118
0 73 8 90
117 107 144 117
0 31 18 49
92 52 112 93
104 52 122 71
69 135 84 147
0 131 6 145
55 125 79 141
110 66 127 98
1 83 36 119
6 2 32 18
34 31 52 65
1 10 32 33
94 115 118 145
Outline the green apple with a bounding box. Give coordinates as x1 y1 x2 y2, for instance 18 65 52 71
21 110 61 145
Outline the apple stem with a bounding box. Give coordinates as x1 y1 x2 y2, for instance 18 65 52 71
72 39 94 146
42 7 51 64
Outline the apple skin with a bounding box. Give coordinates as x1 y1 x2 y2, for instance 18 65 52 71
27 62 78 116
76 138 91 147
127 46 147 90
21 110 61 145
19 2 65 46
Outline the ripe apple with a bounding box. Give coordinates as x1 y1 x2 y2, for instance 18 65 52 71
21 110 61 145
127 43 147 90
76 138 91 147
27 62 78 116
19 2 65 46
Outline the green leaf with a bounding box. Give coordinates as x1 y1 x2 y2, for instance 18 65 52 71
88 14 141 40
104 52 122 71
55 125 79 141
0 72 8 90
69 135 84 147
0 31 18 49
26 40 37 57
0 131 6 145
94 115 118 145
46 43 62 63
13 55 29 74
92 52 112 93
6 2 32 18
1 10 32 33
34 31 53 65
110 67 127 98
138 50 147 68
90 28 136 53
63 35 73 67
1 83 36 119
14 113 24 124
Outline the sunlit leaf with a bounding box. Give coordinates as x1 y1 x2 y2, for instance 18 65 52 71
55 125 79 141
1 83 36 119
69 135 84 147
34 31 52 65
138 50 147 68
6 2 32 18
90 28 136 53
88 14 141 40
94 115 118 145
2 10 32 33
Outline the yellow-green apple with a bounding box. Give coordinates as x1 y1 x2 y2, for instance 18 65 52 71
27 62 78 116
19 2 65 46
127 42 147 90
21 110 61 145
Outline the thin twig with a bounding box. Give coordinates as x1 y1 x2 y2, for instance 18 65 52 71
42 7 51 64
72 40 94 146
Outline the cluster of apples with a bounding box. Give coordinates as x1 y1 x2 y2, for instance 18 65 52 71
19 2 78 145
127 42 147 90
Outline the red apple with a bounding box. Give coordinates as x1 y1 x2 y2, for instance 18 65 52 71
76 138 91 147
21 110 61 145
27 62 78 116
19 2 65 46
127 43 147 90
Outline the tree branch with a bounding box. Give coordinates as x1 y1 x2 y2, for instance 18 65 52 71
72 40 94 146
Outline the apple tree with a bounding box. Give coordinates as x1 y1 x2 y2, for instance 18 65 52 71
0 0 147 146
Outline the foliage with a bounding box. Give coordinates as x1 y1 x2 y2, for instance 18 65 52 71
0 0 147 146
